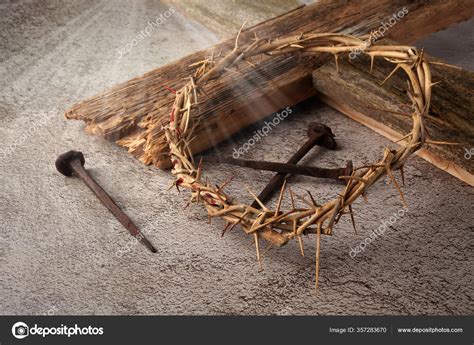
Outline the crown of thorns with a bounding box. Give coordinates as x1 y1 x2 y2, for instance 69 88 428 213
163 26 434 289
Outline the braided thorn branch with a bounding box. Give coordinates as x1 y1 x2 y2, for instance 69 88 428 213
163 30 432 289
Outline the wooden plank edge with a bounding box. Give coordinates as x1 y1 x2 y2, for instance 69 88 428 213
317 93 474 187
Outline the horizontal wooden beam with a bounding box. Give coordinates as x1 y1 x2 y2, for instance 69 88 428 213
312 49 474 186
66 0 474 169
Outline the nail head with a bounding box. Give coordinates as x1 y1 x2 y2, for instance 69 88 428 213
55 150 85 176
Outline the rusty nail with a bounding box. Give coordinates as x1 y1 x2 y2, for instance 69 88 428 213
252 122 338 208
204 156 352 181
55 150 157 253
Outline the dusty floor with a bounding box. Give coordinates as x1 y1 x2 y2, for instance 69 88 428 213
0 1 473 315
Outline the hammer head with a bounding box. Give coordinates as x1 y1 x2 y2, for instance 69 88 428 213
55 150 85 176
308 122 337 150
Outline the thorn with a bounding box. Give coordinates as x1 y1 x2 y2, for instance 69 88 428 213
396 133 412 143
306 190 318 207
221 222 236 237
298 235 305 257
380 64 400 85
254 232 263 271
288 186 296 209
423 125 433 140
197 85 211 100
334 53 340 73
340 170 355 201
429 61 462 69
315 222 322 293
292 219 297 235
196 157 203 181
334 210 343 225
190 77 199 105
245 58 257 68
234 17 249 50
370 55 374 74
386 165 407 207
195 187 201 202
262 243 273 256
399 165 406 186
275 179 287 215
348 204 357 234
175 178 183 193
247 186 269 211
425 140 461 146
224 67 244 76
299 194 318 209
217 175 235 192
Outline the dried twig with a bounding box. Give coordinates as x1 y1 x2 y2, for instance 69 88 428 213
164 30 431 289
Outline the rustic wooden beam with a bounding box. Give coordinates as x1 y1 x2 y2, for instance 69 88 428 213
312 48 474 186
66 0 474 169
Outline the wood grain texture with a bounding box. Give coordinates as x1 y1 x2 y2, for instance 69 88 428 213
313 49 474 185
66 0 474 169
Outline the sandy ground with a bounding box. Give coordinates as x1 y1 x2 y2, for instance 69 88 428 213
0 0 473 315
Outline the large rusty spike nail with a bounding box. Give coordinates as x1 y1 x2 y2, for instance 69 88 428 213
251 122 338 209
203 156 352 182
55 150 157 253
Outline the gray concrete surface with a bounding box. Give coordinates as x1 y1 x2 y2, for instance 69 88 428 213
0 1 473 315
